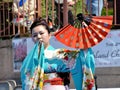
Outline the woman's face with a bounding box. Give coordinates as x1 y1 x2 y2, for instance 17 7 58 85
32 25 51 48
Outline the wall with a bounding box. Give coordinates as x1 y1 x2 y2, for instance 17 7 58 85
0 40 21 83
0 39 120 88
96 67 120 88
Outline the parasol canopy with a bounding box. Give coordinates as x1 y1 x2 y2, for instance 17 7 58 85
54 13 113 49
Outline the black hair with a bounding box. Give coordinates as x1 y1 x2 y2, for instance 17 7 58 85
30 17 51 34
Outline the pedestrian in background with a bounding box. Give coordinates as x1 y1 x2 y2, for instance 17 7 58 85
86 0 107 16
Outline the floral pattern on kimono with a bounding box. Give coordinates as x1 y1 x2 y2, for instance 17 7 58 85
20 42 95 90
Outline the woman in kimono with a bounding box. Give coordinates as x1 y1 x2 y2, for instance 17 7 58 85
20 17 95 90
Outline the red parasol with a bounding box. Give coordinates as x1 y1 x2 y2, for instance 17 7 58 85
54 13 113 49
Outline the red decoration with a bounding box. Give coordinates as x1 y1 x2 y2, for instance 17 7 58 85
54 14 113 49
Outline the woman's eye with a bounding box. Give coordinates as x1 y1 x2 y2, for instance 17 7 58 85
40 32 44 35
32 32 44 37
32 34 37 37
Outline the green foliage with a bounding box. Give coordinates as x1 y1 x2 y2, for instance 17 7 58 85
101 8 113 16
41 0 54 18
0 0 12 2
74 0 83 15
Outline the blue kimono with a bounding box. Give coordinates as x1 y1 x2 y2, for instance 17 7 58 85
21 42 95 90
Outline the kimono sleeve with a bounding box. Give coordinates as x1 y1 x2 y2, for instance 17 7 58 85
70 48 95 90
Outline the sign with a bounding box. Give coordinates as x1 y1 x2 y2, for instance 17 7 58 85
12 38 34 72
92 30 120 67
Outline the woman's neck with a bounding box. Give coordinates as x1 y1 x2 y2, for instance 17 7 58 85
44 43 50 49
